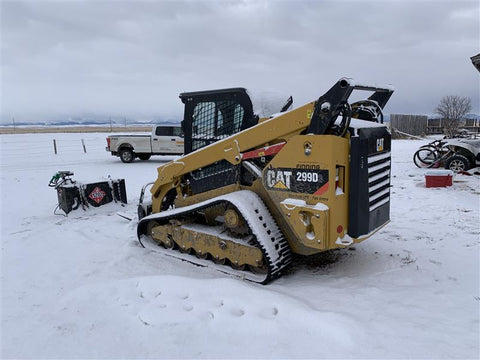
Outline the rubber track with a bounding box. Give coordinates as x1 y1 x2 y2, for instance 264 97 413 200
137 190 292 284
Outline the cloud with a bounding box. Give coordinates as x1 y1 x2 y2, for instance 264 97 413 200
1 0 479 122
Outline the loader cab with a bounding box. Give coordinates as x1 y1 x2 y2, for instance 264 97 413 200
180 88 257 154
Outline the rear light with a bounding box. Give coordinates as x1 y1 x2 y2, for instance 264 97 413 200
106 137 111 149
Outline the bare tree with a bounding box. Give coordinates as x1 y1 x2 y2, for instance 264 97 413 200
435 95 472 137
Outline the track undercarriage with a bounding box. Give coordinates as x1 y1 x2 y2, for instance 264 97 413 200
137 191 293 284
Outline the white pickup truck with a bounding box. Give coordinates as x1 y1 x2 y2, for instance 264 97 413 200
106 125 184 163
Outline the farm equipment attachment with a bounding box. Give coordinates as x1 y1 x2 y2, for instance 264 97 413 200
49 171 127 215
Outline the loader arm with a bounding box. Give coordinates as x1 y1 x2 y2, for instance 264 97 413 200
150 101 314 209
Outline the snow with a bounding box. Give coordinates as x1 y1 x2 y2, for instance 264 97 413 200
336 233 354 246
1 133 479 358
349 118 387 129
280 198 308 209
343 77 395 92
425 169 454 176
280 198 329 212
217 190 285 268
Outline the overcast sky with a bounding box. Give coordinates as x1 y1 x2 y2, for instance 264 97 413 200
1 0 479 122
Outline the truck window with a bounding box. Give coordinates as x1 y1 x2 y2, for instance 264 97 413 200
155 127 173 136
172 127 183 137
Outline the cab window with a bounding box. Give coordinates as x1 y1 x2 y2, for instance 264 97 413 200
191 101 245 151
155 127 173 136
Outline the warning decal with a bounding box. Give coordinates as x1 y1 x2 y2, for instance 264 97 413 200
264 167 329 194
88 186 106 204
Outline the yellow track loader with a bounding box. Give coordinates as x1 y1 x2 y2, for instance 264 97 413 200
137 78 394 284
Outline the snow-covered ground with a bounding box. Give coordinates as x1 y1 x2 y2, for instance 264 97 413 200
1 132 479 359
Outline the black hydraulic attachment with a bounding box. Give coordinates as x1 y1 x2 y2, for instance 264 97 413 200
48 171 127 215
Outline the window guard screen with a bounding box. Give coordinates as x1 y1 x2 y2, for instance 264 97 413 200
191 100 245 151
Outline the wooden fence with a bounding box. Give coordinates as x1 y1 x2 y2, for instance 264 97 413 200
390 114 428 138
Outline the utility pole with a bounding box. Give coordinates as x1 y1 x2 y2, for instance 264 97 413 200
109 116 112 132
12 117 16 132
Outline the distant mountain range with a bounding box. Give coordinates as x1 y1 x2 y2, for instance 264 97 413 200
0 118 181 127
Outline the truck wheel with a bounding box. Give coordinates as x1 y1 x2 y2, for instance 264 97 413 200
138 154 151 161
445 154 470 172
120 149 134 163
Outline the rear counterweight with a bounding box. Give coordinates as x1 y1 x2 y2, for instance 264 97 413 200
348 126 391 238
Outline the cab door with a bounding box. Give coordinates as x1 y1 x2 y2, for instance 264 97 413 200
151 126 184 154
170 126 185 154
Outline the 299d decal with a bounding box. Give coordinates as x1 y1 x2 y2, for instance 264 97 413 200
264 167 329 195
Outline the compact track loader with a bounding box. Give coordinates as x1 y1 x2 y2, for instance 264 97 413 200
137 78 394 283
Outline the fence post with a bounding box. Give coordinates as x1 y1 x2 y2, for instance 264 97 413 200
53 139 57 154
81 139 87 153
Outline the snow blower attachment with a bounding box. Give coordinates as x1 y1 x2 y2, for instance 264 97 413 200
49 171 127 215
137 78 394 283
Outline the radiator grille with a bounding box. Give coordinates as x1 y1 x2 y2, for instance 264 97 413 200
367 151 391 212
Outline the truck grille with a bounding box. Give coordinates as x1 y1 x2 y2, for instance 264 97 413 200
367 151 391 212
